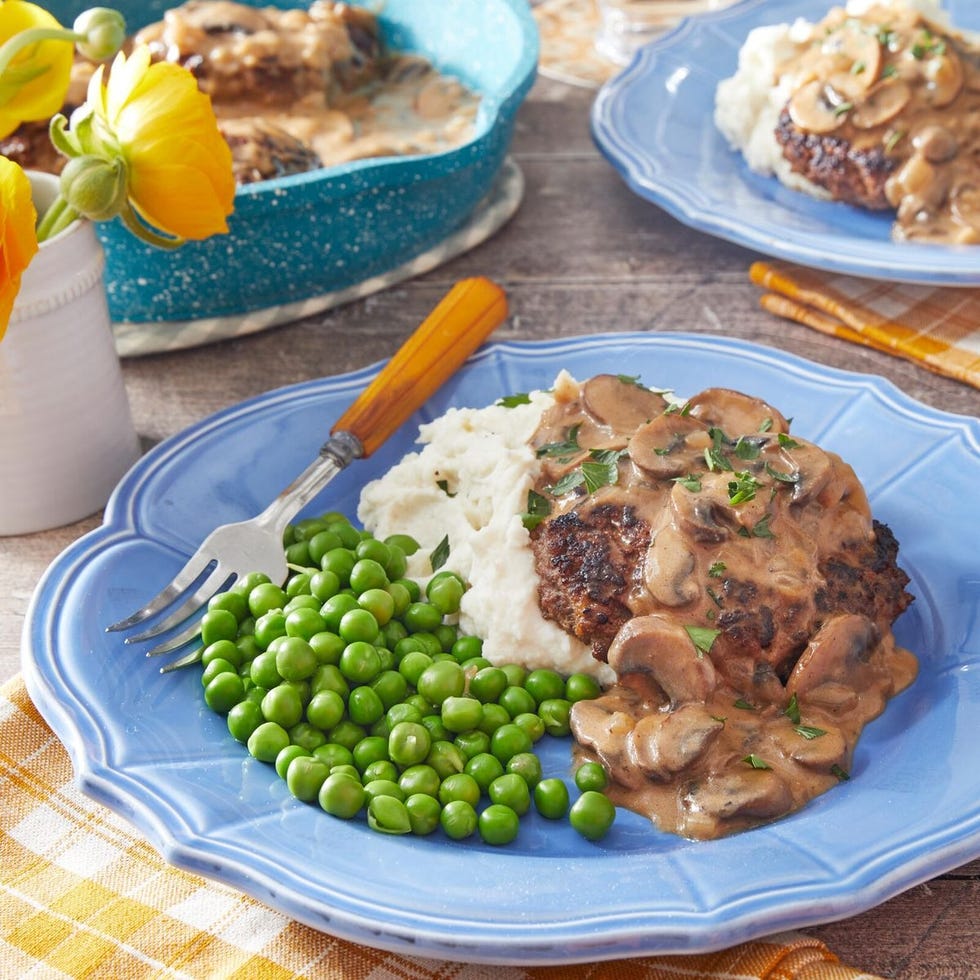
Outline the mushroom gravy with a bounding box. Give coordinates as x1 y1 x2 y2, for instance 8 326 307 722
779 2 980 242
529 374 916 839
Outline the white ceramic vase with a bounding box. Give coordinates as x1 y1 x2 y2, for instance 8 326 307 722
0 172 141 535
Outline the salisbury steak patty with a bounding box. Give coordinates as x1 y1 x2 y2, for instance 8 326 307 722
775 107 895 211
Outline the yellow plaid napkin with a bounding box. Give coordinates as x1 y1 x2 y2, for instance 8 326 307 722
1 675 884 980
750 261 980 389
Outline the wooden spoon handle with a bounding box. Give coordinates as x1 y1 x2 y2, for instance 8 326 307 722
332 277 508 457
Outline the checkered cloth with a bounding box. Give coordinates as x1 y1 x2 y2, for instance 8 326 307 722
750 261 980 389
1 675 884 979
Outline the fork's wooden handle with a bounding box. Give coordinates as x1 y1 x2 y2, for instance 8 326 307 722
331 277 508 457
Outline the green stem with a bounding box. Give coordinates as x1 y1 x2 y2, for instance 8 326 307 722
35 193 80 243
0 27 84 77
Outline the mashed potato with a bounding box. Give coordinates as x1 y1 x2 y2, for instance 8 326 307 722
713 0 955 194
357 375 616 684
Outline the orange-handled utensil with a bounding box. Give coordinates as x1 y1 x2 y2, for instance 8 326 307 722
107 278 508 669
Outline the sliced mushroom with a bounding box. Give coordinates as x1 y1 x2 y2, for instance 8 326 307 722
923 49 964 107
581 375 668 433
851 79 912 129
668 473 735 544
912 124 958 163
786 614 878 698
684 769 793 823
686 388 789 436
625 704 724 780
605 614 718 705
644 525 699 607
628 413 707 480
951 183 980 231
788 79 847 135
770 719 848 770
820 20 882 85
569 700 648 789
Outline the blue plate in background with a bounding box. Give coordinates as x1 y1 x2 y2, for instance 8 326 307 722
44 0 538 322
592 0 980 284
22 334 980 964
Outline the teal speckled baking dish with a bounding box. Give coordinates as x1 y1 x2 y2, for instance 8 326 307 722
44 0 538 323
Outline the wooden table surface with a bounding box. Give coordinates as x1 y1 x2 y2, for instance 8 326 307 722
2 75 978 978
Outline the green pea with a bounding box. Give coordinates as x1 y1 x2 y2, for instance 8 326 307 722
306 689 345 730
425 740 465 779
464 752 505 794
247 721 289 763
499 685 537 718
454 730 491 760
309 631 345 665
426 574 464 616
451 635 483 664
318 771 365 818
285 543 312 569
371 670 408 710
348 686 385 726
384 589 412 625
355 537 391 567
338 608 380 645
204 671 245 713
434 625 458 653
288 721 326 752
275 744 310 780
310 663 349 700
310 569 341 602
327 520 362 550
357 588 395 627
388 721 432 768
285 755 330 802
236 634 261 664
201 657 236 687
320 548 356 586
440 695 483 734
327 720 366 751
292 517 329 542
201 639 241 670
200 608 238 647
208 589 249 623
368 795 411 834
398 650 433 687
248 582 287 618
398 764 441 798
513 712 546 743
417 660 465 706
392 577 422 602
384 533 420 556
438 772 481 808
403 601 443 634
330 764 361 781
490 723 533 764
479 803 520 846
285 607 327 642
506 752 542 788
352 734 389 772
362 759 399 784
308 530 343 566
349 558 388 594
284 594 321 614
363 778 405 803
313 742 354 769
233 571 272 596
253 610 287 650
501 664 527 687
421 714 450 743
538 698 572 737
383 544 408 581
569 790 616 841
339 641 382 684
439 799 477 840
533 778 570 820
575 761 608 792
412 632 444 658
477 703 511 736
227 699 263 743
524 668 565 704
386 702 423 729
275 636 318 682
261 684 304 729
405 793 441 835
488 772 531 816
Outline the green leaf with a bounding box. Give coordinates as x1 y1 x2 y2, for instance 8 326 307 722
547 470 585 496
742 754 771 770
708 561 727 578
734 698 756 711
536 424 582 462
784 693 801 725
684 625 720 657
672 473 702 493
429 535 450 572
734 437 762 461
728 471 761 505
497 392 531 407
765 463 798 484
436 479 456 498
704 447 734 472
520 489 551 532
831 764 851 781
795 725 827 740
777 433 800 449
750 513 775 539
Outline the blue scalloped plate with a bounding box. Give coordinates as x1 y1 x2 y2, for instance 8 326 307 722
22 335 980 964
592 0 980 285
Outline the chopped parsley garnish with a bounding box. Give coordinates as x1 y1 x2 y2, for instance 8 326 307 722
851 59 866 74
728 471 761 505
833 100 854 117
520 489 552 531
616 374 644 387
831 764 851 782
673 473 702 493
706 586 724 608
758 418 773 433
536 424 582 462
737 513 775 539
884 129 905 153
742 754 771 770
734 698 756 711
546 447 627 496
436 479 456 498
497 392 531 408
784 693 801 725
734 436 763 461
795 725 828 740
708 561 727 578
765 463 799 484
881 62 899 78
704 446 734 472
548 470 585 496
777 433 800 449
429 535 450 572
664 401 692 417
684 625 720 657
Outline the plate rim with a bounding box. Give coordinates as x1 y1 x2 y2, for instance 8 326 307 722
21 332 980 964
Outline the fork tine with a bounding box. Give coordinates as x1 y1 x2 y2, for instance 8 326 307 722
106 550 219 632
159 645 209 674
144 614 210 657
123 563 235 644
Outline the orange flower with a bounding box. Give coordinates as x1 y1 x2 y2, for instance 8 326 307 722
0 155 38 340
86 45 235 241
0 1 74 139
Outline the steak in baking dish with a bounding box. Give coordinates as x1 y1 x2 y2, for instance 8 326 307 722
528 374 916 838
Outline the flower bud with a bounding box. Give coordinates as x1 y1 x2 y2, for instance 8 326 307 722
73 7 126 62
59 154 128 221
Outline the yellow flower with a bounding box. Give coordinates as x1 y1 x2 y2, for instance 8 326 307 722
0 155 38 340
0 1 74 139
85 45 234 241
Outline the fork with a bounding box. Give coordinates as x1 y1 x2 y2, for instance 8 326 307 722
107 277 508 670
